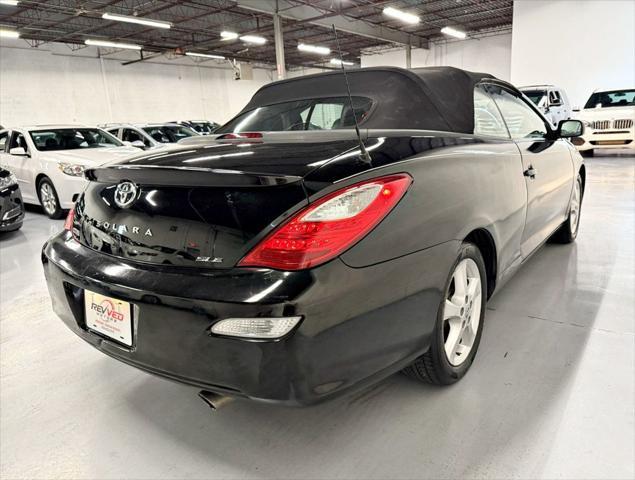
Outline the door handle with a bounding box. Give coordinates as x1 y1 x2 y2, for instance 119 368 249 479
524 165 537 178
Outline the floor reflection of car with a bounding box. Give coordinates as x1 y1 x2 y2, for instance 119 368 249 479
574 88 635 156
169 120 220 135
43 67 587 407
104 123 199 150
0 126 139 218
520 85 572 128
0 166 25 232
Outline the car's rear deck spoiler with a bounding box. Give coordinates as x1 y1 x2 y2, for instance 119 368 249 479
84 165 303 187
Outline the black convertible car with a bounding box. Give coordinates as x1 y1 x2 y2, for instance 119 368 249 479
42 67 584 407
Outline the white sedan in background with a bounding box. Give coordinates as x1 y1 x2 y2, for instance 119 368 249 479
0 126 139 218
574 88 635 156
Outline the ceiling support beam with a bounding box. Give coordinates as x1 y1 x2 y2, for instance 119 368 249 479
233 0 429 49
273 8 286 79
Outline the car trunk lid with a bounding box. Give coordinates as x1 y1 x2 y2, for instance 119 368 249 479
76 139 360 268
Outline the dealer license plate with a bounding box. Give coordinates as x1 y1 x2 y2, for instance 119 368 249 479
84 290 133 347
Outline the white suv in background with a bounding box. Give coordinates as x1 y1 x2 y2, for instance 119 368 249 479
0 126 139 218
574 89 635 156
104 123 198 150
520 85 572 128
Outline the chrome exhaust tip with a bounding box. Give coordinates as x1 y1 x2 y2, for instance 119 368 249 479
198 390 234 410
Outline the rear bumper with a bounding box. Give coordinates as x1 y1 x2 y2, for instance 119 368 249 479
42 232 458 405
0 185 25 232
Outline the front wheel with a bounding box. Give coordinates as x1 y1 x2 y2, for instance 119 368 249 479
37 177 64 219
551 173 583 244
404 243 487 385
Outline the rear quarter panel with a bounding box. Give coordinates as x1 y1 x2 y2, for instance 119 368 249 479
330 135 527 285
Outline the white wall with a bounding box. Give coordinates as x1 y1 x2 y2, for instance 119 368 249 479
0 41 274 127
511 0 635 107
361 33 512 81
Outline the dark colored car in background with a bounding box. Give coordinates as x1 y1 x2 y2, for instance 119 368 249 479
0 166 25 232
42 67 585 406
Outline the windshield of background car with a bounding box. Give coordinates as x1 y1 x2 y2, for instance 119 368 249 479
523 90 546 106
143 125 196 143
29 128 124 151
216 96 374 133
189 122 216 134
584 90 635 109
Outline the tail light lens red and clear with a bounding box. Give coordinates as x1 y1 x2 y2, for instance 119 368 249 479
238 174 412 270
216 132 263 140
64 207 75 231
64 207 79 242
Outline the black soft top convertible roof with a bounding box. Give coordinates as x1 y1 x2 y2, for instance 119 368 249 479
238 66 503 134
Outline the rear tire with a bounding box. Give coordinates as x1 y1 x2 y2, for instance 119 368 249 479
551 173 583 244
37 177 64 219
404 242 487 385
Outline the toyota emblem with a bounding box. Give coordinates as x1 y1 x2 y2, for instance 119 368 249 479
114 181 138 209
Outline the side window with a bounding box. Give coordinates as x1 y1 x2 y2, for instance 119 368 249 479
9 132 28 152
125 129 152 147
106 128 121 139
487 86 549 140
123 129 141 143
0 131 8 152
310 104 344 129
473 86 509 138
549 90 562 105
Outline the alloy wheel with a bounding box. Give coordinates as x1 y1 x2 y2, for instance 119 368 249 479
40 183 57 216
442 258 482 366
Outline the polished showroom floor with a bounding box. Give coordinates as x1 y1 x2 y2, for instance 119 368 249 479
1 152 633 479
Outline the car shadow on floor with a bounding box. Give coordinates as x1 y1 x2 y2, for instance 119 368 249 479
112 236 616 478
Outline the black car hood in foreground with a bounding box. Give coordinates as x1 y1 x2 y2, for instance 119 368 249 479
77 131 480 269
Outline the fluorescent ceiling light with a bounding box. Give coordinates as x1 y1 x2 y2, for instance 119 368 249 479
441 26 467 39
220 31 239 40
0 1 19 6
0 28 19 38
185 52 225 60
330 58 354 66
240 35 267 45
298 43 331 55
85 39 142 50
383 7 420 24
102 12 171 29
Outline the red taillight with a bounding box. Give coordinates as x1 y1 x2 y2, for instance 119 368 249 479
238 174 412 270
64 207 75 231
216 132 263 140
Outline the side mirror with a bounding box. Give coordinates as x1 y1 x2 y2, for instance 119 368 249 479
131 140 145 149
558 119 584 138
9 147 27 156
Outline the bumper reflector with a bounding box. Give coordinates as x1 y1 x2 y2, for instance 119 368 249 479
210 316 302 339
